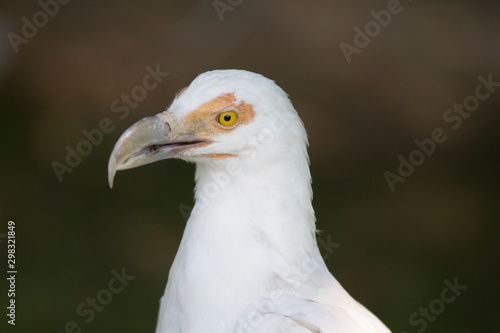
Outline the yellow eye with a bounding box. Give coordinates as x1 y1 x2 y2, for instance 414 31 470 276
218 111 238 126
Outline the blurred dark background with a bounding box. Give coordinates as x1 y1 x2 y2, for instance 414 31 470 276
1 0 499 332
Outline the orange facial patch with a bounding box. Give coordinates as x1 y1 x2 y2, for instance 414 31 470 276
204 154 234 159
182 93 255 141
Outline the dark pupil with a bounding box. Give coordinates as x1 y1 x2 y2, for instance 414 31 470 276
224 114 232 122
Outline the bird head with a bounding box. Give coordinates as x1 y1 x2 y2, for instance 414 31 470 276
108 69 307 188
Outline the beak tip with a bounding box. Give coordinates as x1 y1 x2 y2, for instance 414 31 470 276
108 157 117 189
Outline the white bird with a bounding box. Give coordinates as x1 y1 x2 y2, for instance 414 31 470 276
108 70 391 333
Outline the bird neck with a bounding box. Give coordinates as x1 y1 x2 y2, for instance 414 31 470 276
190 145 317 256
158 142 320 331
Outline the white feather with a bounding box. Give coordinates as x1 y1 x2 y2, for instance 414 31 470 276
154 70 391 333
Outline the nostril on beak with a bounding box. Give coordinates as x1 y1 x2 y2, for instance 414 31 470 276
163 122 171 136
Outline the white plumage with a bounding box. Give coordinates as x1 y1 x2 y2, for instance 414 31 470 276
108 70 391 333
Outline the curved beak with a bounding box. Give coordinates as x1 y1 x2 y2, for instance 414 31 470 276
107 114 205 188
